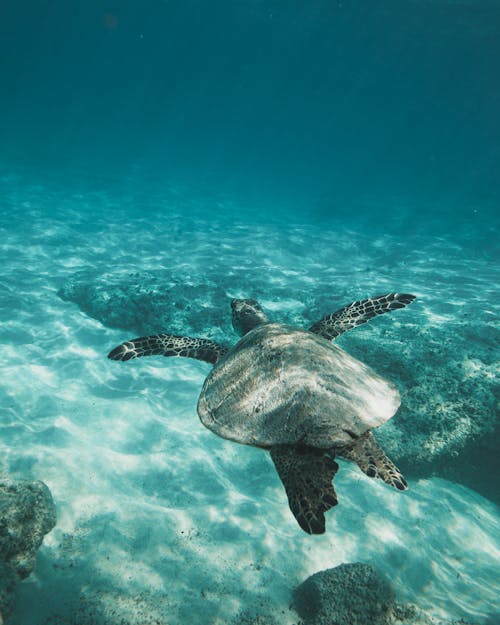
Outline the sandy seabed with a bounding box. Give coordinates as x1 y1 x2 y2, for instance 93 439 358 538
1 174 498 624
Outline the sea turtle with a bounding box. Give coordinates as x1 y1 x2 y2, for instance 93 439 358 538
108 292 415 534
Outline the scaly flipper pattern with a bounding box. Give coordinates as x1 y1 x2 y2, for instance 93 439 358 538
338 431 407 491
270 445 339 535
107 334 229 365
309 292 416 340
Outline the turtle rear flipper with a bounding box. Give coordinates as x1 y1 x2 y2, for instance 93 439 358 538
309 293 416 340
107 334 228 365
339 431 408 491
270 445 339 534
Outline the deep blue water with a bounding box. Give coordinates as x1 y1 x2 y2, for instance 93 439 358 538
0 2 499 625
1 0 500 218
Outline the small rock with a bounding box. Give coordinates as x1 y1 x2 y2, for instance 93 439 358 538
293 562 395 625
0 478 56 622
293 563 479 625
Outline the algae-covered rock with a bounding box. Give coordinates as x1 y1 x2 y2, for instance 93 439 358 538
293 563 479 625
338 319 499 501
0 478 56 622
293 562 395 625
58 270 230 344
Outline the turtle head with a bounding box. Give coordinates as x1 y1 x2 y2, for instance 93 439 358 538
231 298 270 336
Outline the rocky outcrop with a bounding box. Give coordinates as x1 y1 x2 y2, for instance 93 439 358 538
58 271 230 344
340 319 499 502
0 478 56 623
293 563 478 625
58 272 499 502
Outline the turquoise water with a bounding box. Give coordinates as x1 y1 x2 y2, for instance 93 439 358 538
1 2 499 624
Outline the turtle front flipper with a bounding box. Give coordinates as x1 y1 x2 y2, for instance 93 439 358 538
309 292 416 340
338 431 407 491
270 445 339 535
107 334 229 365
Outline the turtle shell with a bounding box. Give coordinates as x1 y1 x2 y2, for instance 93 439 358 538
197 323 400 449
